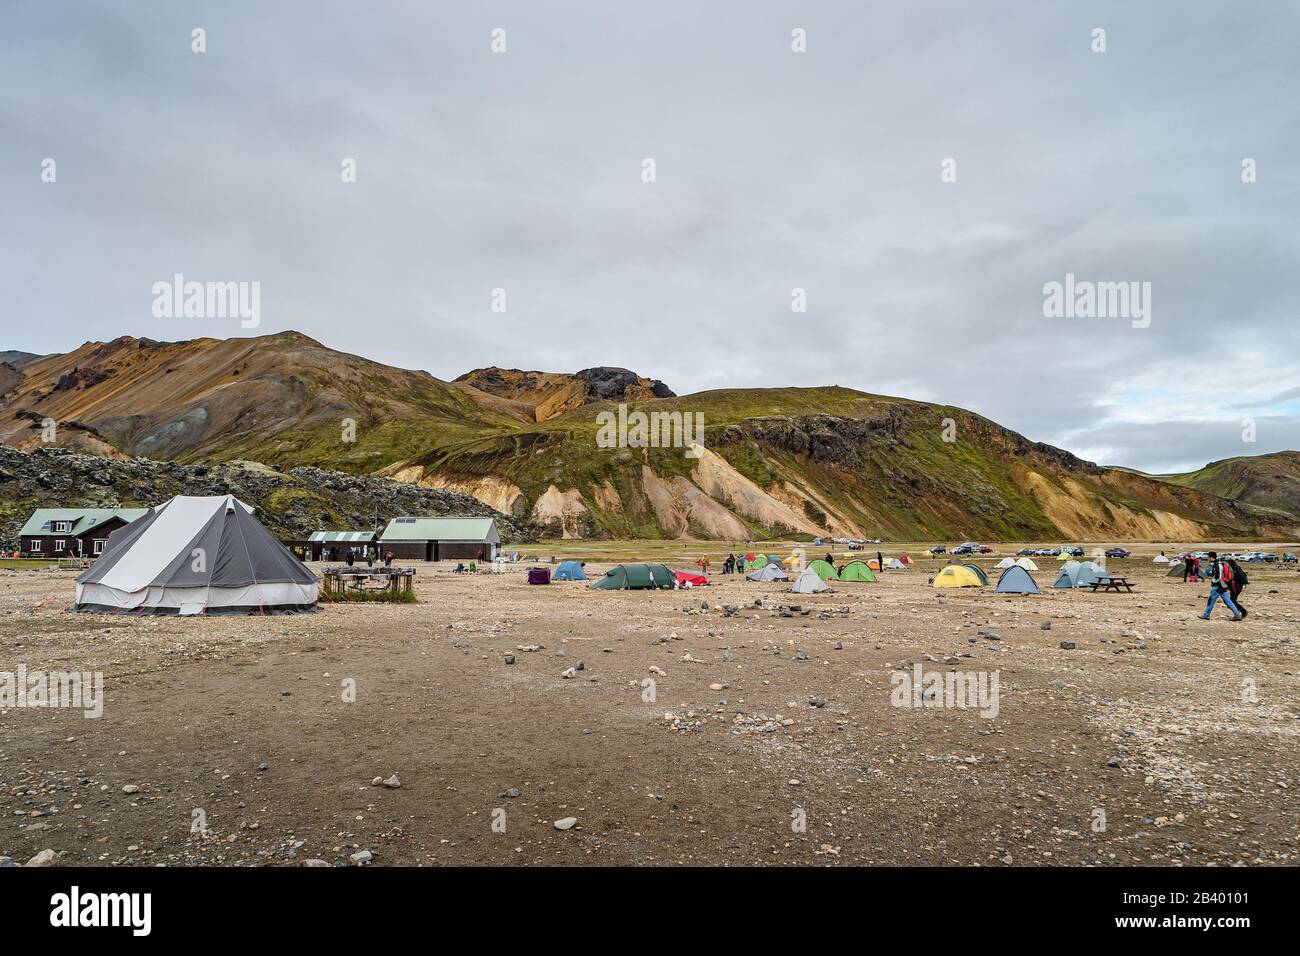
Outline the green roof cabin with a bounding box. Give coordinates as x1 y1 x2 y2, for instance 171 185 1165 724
19 507 150 558
378 516 501 562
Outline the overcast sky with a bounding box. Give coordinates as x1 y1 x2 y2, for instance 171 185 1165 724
3 1 1298 473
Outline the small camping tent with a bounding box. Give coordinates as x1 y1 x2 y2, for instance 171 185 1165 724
1153 554 1170 564
806 559 839 581
674 570 708 588
886 558 906 570
590 563 675 590
1166 560 1186 577
839 560 877 582
1056 551 1073 561
74 494 317 615
766 555 784 567
898 555 912 565
790 569 829 593
995 565 1040 594
746 563 789 582
932 565 982 588
1053 561 1104 588
963 564 990 585
1014 557 1039 571
553 560 587 581
527 567 551 584
994 557 1016 570
752 553 768 568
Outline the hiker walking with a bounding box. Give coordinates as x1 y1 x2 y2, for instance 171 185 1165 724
877 551 883 572
1226 558 1249 618
384 550 393 568
345 550 355 568
1200 552 1242 621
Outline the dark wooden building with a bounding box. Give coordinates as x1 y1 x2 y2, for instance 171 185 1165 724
378 517 501 562
19 508 149 558
304 530 380 562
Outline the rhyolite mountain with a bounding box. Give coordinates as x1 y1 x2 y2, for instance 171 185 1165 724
1 331 1296 542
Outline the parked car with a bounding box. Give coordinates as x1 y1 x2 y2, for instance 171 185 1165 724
1284 553 1298 563
1104 547 1131 559
927 546 947 554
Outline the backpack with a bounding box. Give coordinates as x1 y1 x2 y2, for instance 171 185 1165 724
1233 564 1248 587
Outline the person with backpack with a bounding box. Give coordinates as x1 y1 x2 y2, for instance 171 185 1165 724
1200 552 1243 621
1227 558 1249 618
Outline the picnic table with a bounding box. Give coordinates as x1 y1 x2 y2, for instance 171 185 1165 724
1089 575 1134 593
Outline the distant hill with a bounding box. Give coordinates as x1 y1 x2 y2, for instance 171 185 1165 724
1 331 1295 542
1153 452 1300 523
0 350 43 369
454 366 674 422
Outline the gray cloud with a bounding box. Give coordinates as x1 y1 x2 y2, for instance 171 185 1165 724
2 0 1297 472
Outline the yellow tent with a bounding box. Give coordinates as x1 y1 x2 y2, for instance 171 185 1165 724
932 565 983 588
1055 551 1073 562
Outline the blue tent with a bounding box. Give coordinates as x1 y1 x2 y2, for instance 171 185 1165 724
1053 561 1104 588
995 565 1040 594
553 560 588 581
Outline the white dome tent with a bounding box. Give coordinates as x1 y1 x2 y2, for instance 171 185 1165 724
74 495 318 615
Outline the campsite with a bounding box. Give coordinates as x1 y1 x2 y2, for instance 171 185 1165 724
2 539 1297 867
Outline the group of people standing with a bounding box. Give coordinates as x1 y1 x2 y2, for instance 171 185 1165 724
344 547 394 569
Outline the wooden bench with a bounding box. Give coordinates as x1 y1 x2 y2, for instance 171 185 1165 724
1089 576 1134 593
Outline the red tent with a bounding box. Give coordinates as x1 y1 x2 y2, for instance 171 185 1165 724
899 555 912 565
674 570 708 587
743 553 756 562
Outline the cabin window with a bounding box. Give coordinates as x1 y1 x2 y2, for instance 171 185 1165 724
31 539 42 552
93 539 106 554
54 539 66 552
53 520 71 533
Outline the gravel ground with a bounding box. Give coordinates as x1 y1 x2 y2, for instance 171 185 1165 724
1 555 1297 867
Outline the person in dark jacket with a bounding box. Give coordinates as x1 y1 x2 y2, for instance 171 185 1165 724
1200 552 1242 621
1226 559 1248 618
345 550 354 567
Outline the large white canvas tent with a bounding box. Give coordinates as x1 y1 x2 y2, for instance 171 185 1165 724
1014 557 1039 571
994 557 1016 570
1153 554 1170 564
790 569 829 593
74 495 318 615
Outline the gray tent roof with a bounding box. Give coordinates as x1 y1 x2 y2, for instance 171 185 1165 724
746 563 790 581
78 495 316 590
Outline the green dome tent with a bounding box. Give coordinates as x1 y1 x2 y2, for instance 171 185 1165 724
839 560 877 582
963 564 989 586
590 563 675 590
806 559 840 581
751 553 768 568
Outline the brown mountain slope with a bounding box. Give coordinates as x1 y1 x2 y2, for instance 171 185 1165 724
2 331 1295 542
